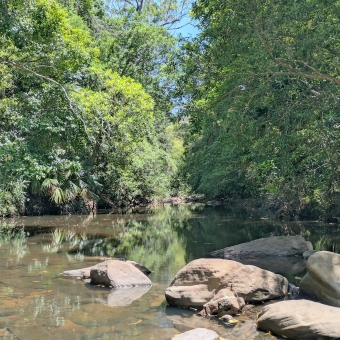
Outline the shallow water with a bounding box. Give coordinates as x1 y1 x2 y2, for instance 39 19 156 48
0 205 339 340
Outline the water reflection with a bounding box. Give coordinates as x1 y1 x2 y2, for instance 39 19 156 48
0 206 339 339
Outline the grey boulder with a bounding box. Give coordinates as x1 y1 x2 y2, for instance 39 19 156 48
300 251 340 307
63 260 151 280
257 299 340 339
165 258 288 308
171 328 219 340
210 235 313 258
90 260 152 287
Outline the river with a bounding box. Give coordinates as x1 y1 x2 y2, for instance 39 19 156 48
0 204 339 339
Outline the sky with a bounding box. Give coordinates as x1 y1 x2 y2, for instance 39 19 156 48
178 21 199 37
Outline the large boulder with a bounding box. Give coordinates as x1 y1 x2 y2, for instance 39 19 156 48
165 258 288 308
234 256 306 277
299 251 340 307
210 236 313 258
257 299 340 339
171 328 219 340
90 260 152 287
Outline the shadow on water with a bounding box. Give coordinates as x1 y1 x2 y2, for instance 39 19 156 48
0 205 339 339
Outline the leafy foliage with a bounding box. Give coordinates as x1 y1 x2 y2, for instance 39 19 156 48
181 0 340 218
0 0 184 215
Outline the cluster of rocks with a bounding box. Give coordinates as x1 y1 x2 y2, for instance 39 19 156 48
167 236 340 340
63 235 340 339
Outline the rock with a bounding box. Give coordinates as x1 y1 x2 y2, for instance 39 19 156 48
166 304 264 340
302 250 318 260
165 258 288 308
171 328 219 340
201 288 245 316
234 256 306 276
165 307 224 335
299 251 340 307
63 266 93 278
287 283 299 295
62 260 151 279
219 314 233 322
165 284 215 307
90 260 152 287
257 299 340 339
127 260 152 275
210 236 313 258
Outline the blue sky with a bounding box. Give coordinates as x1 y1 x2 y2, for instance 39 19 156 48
178 21 199 37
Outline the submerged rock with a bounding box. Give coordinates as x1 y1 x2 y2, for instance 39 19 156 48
165 258 288 308
90 260 152 287
300 251 340 307
257 299 340 339
171 328 219 340
210 236 313 258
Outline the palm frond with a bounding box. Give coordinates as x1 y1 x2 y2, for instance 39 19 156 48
51 187 65 204
41 178 59 190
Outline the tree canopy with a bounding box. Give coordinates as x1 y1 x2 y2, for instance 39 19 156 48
180 0 340 218
3 0 340 219
0 0 185 216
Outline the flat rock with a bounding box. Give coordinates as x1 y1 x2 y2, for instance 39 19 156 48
63 266 93 278
300 251 340 306
210 236 313 258
62 260 151 279
165 284 214 307
90 260 152 287
257 299 340 339
165 258 288 308
171 328 219 340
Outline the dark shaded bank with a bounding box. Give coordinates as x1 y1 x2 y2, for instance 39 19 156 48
18 195 204 217
9 192 340 223
203 197 340 222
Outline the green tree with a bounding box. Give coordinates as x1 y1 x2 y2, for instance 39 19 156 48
181 0 340 218
0 0 183 215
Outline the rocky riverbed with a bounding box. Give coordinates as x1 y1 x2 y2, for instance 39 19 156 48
165 237 340 339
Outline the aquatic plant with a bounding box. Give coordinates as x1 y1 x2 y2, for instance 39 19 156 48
51 228 66 246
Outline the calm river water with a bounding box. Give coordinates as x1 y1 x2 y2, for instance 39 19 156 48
0 204 339 340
